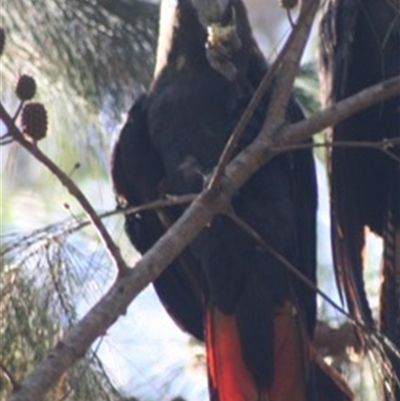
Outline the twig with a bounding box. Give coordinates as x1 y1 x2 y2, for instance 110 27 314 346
61 194 198 237
287 9 295 28
78 194 197 232
0 102 129 276
273 137 400 164
223 209 400 360
0 194 198 262
0 136 15 146
47 250 74 324
223 209 356 325
0 361 19 391
12 101 23 122
110 193 197 219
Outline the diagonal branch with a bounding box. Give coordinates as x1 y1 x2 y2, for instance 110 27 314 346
260 0 319 133
8 71 400 401
226 74 400 191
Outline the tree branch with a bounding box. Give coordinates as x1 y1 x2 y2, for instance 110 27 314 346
0 102 129 276
7 70 400 401
261 0 319 131
224 74 400 192
274 137 400 164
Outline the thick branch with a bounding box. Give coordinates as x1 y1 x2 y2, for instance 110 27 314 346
277 75 400 147
226 75 400 189
8 73 400 401
261 0 319 131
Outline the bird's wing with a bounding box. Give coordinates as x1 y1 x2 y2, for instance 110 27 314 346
318 0 374 328
111 95 205 340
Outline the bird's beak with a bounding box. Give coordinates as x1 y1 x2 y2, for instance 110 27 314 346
190 0 242 80
190 0 232 27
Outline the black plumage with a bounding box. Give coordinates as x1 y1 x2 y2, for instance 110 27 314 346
319 0 400 398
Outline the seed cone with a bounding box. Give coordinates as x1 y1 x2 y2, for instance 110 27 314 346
22 102 48 141
16 75 37 101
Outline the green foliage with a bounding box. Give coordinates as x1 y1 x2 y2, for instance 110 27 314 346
2 0 157 117
0 222 127 400
1 0 159 183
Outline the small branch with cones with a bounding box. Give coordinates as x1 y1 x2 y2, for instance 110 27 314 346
0 31 129 278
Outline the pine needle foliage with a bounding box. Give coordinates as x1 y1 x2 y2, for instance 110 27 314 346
1 0 158 117
0 220 127 400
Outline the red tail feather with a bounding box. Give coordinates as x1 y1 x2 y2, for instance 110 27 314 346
206 303 310 401
206 308 262 401
269 304 308 401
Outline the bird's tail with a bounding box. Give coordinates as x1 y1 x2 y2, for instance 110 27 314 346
206 307 265 401
205 304 354 401
205 302 310 401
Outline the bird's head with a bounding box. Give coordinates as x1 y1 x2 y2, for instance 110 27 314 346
154 0 256 80
189 0 232 27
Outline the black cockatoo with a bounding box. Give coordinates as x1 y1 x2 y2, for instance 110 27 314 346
112 0 352 399
319 0 400 398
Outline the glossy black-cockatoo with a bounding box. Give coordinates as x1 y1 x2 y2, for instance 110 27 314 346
112 0 352 399
319 0 400 398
